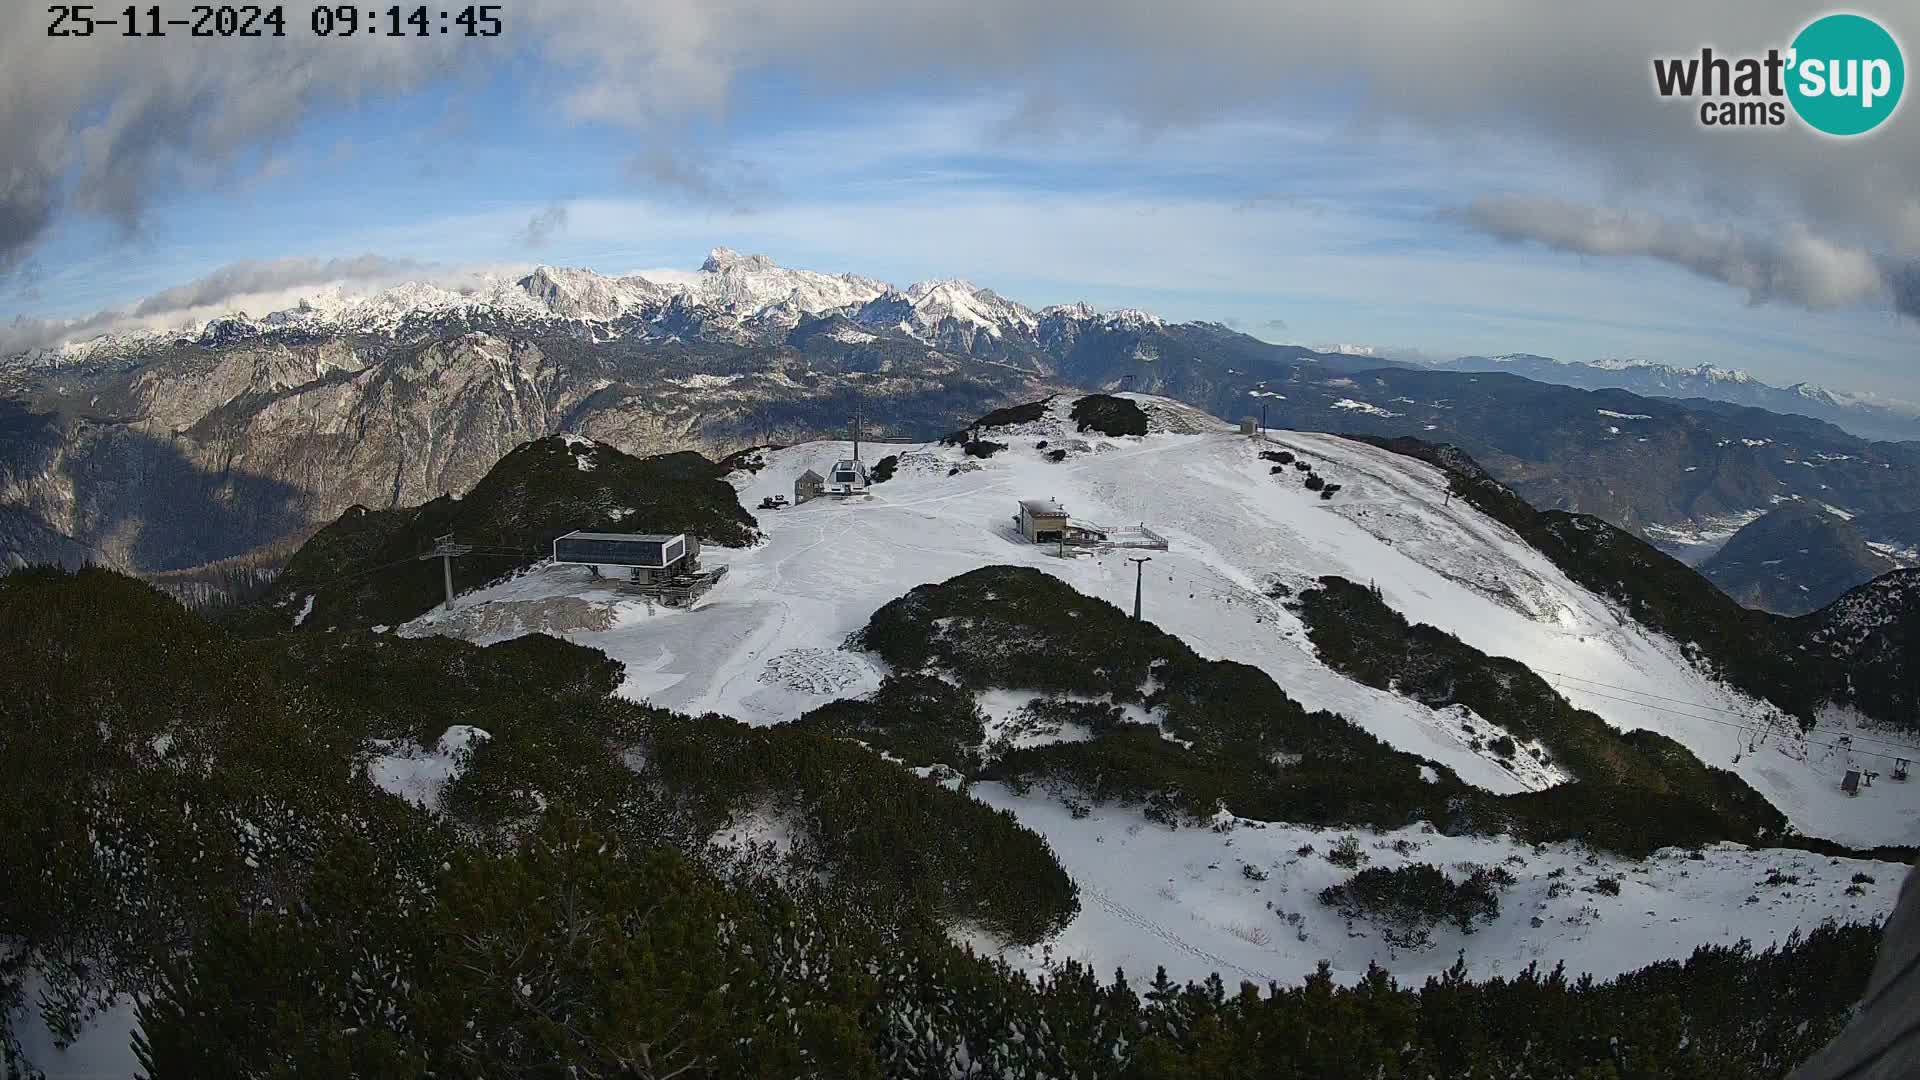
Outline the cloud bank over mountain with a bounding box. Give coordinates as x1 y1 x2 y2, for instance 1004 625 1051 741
1462 197 1915 318
2 254 436 353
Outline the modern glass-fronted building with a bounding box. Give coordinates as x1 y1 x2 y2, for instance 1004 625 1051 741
552 531 689 569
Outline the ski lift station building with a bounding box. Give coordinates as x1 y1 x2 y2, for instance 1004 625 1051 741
829 458 869 494
1017 499 1071 543
552 531 698 583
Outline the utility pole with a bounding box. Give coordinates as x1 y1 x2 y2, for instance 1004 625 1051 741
1129 555 1152 620
1260 402 1267 434
419 533 473 613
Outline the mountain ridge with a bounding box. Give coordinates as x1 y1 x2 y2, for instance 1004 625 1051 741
5 249 1201 370
1701 503 1901 616
17 257 1915 455
1425 353 1920 443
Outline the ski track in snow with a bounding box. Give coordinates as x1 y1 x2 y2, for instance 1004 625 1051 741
399 413 1918 992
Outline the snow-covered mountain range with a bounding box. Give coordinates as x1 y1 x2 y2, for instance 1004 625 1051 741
18 250 1915 447
9 248 1177 369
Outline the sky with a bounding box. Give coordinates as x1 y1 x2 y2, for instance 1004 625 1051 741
3 1 1920 399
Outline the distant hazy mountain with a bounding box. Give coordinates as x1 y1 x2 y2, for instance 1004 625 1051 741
1234 369 1920 556
1700 502 1899 615
1424 354 1920 443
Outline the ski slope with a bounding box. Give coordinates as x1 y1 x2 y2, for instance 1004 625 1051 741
412 396 1920 849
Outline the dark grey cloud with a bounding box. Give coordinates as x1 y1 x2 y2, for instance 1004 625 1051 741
518 204 569 248
0 170 55 276
1262 318 1289 332
0 10 491 273
1887 263 1920 322
1461 196 1913 317
625 148 772 210
2 309 123 355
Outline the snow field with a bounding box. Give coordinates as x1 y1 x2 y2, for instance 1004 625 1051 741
365 724 492 811
963 790 1906 991
400 409 1919 989
415 421 1920 847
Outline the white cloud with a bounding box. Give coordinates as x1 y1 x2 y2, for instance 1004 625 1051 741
0 254 453 353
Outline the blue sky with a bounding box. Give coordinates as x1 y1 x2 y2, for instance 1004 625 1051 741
5 2 1920 400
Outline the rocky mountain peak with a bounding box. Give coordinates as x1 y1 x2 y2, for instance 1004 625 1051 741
700 247 777 274
1041 301 1098 321
1104 307 1165 329
904 278 981 301
514 266 667 321
1788 382 1840 406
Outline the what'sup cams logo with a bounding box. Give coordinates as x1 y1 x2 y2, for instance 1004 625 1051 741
1653 12 1904 135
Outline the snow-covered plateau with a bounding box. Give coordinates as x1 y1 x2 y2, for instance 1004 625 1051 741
393 394 1917 990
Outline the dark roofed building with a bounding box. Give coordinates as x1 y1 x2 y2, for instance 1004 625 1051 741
1017 499 1071 543
552 531 688 569
795 469 825 504
552 531 702 584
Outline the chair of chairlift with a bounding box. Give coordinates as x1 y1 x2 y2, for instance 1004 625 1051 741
1841 770 1862 797
1895 758 1911 782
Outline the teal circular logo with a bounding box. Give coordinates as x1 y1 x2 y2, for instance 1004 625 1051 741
1788 13 1904 136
